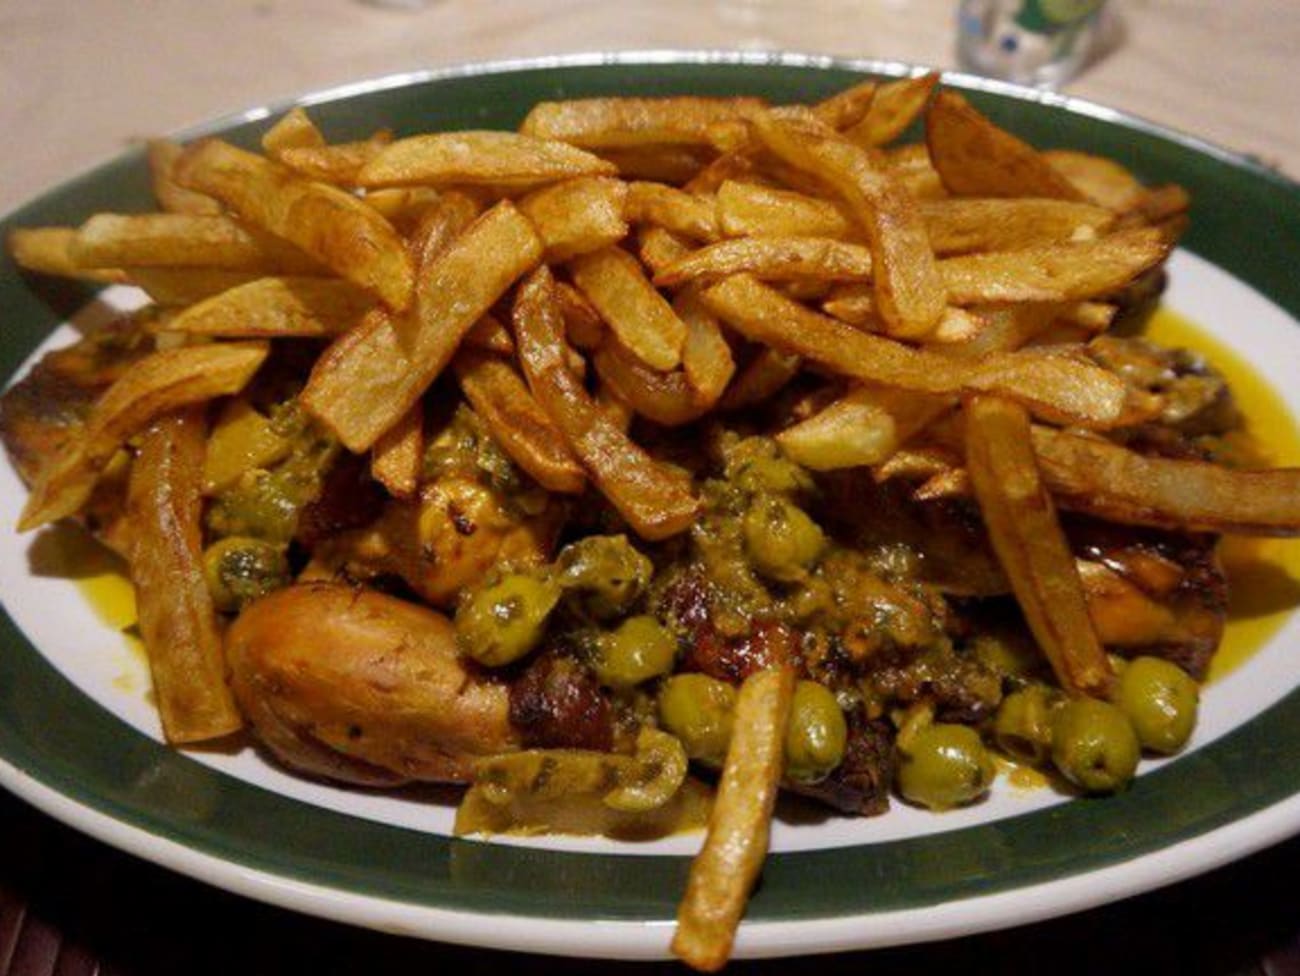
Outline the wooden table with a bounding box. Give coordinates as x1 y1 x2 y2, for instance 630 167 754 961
2 1 1299 973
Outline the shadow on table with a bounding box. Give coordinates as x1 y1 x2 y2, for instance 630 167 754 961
1 788 1296 976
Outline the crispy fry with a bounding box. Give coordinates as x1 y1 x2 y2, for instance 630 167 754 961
520 96 766 149
370 404 423 499
675 287 736 408
777 386 951 470
147 140 223 216
592 339 708 427
597 145 713 184
261 106 326 157
880 142 948 201
463 312 516 356
1032 427 1300 536
751 109 947 338
921 197 1116 254
357 131 616 190
926 91 1084 201
964 396 1114 697
517 176 630 262
843 71 939 147
513 266 698 539
718 347 801 410
703 275 1149 428
808 76 881 131
637 225 696 277
301 201 542 452
624 182 720 241
716 180 855 240
166 276 374 338
128 408 244 743
128 268 261 306
554 281 606 350
70 213 324 274
655 236 873 288
19 341 269 531
672 667 794 972
570 246 688 371
175 139 414 310
454 348 587 494
7 227 127 284
278 132 394 185
361 186 443 231
1042 149 1144 211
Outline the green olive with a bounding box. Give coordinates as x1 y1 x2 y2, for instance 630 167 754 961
992 685 1057 767
592 615 677 688
743 494 826 583
1051 698 1140 793
784 680 848 783
202 536 290 613
658 674 736 764
897 722 995 811
455 573 560 667
1115 656 1199 755
555 534 653 621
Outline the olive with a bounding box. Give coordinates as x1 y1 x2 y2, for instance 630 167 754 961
454 572 560 667
743 494 826 583
896 722 995 811
992 685 1057 767
658 673 737 764
784 680 848 783
592 615 677 688
1051 698 1140 793
1115 656 1199 754
555 534 653 621
202 536 290 613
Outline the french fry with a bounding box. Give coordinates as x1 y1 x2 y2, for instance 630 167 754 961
703 275 1150 429
926 91 1085 201
279 132 394 185
301 201 542 452
751 109 947 339
939 228 1170 304
777 386 952 470
597 145 713 184
454 348 587 494
128 408 244 744
361 186 443 231
964 396 1114 697
166 276 375 338
655 236 873 288
1032 427 1300 536
147 140 223 215
128 268 262 306
1042 149 1144 211
513 266 698 540
554 281 606 350
921 197 1116 254
357 131 616 190
716 180 855 240
675 287 736 408
175 139 414 310
624 182 720 241
591 339 708 427
637 225 696 276
718 347 801 410
462 312 516 356
261 106 326 157
7 227 127 283
843 71 939 147
520 96 766 149
672 667 794 972
517 176 629 262
19 341 269 531
370 404 423 499
70 213 325 274
570 246 688 371
808 76 881 131
880 142 947 200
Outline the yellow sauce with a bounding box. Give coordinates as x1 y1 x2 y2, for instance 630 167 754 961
1143 308 1300 682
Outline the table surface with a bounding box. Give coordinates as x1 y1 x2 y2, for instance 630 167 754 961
3 1 1300 973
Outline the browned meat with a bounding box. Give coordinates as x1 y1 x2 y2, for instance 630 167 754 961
785 717 895 816
508 650 614 751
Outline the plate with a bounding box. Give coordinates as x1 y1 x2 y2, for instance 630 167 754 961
1 52 1299 960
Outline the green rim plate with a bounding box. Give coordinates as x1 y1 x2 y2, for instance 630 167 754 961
1 52 1298 959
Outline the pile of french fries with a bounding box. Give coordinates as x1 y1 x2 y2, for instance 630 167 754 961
9 71 1300 970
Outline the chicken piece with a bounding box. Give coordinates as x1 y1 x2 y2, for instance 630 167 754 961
226 582 520 786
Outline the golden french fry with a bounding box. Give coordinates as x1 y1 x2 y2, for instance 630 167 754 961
964 396 1114 697
19 341 269 531
361 186 443 231
175 139 414 310
843 71 939 147
554 281 606 350
624 182 719 241
1032 427 1300 536
716 180 855 240
70 213 324 274
921 197 1116 254
570 246 688 371
940 228 1170 304
517 176 630 262
675 288 736 408
637 225 696 276
880 143 947 201
926 91 1084 200
703 275 1150 429
591 339 708 427
357 131 616 190
596 145 713 184
279 132 394 185
261 107 326 157
463 313 516 356
302 201 542 452
128 408 244 744
520 96 766 149
808 76 881 131
751 109 947 339
655 236 873 288
454 349 587 494
672 667 794 973
370 404 423 499
514 266 698 540
166 276 374 338
718 347 801 410
778 386 951 470
128 268 262 306
7 227 127 283
147 140 223 215
1042 149 1144 211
